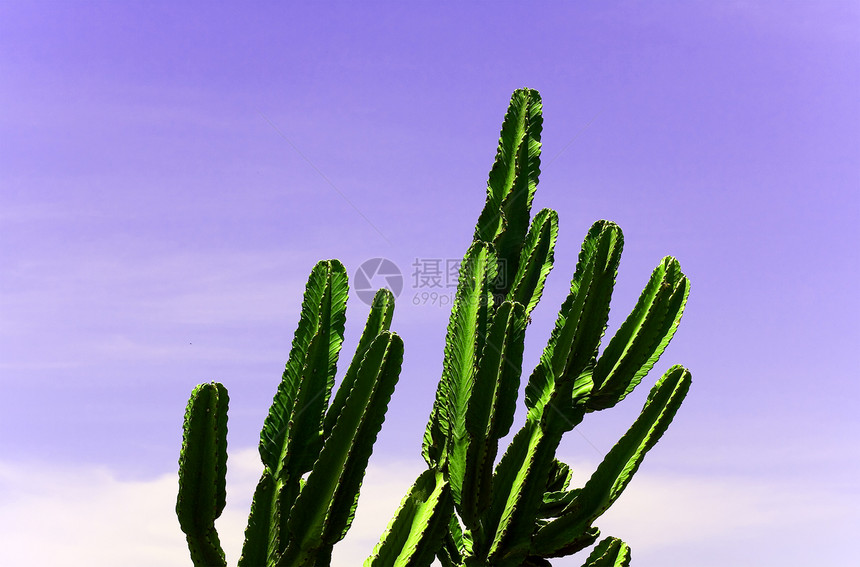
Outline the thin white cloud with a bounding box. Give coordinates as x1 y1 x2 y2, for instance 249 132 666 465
557 456 858 565
0 459 187 566
0 449 425 567
0 247 315 371
0 451 854 566
217 449 428 566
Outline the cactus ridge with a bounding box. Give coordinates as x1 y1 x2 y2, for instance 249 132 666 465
507 208 559 317
176 88 691 567
364 469 454 567
578 537 632 567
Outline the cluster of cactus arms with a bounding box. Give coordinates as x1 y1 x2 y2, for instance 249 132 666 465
364 88 691 567
176 88 691 567
177 262 403 566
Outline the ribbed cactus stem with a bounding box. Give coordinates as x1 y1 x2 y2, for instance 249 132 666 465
176 382 229 567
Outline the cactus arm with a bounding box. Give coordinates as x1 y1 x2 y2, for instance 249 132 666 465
279 332 404 566
464 420 555 566
240 454 311 566
237 472 275 567
474 88 543 298
476 88 542 238
536 459 578 519
240 260 348 564
589 257 690 411
538 459 577 519
579 537 631 567
436 532 461 567
470 222 624 564
259 259 348 472
241 333 338 565
364 469 454 567
506 208 559 318
542 526 602 559
176 382 229 567
211 385 229 517
538 487 581 520
323 288 395 440
421 397 446 470
524 221 623 429
532 366 691 555
422 242 497 470
437 514 467 567
442 243 498 514
283 331 334 477
480 423 539 561
474 300 527 443
545 459 572 493
458 300 526 528
239 475 307 566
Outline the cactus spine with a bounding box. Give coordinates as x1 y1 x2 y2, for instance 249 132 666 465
364 89 691 566
176 88 691 567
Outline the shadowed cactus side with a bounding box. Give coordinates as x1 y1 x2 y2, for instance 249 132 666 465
176 88 691 567
364 89 691 567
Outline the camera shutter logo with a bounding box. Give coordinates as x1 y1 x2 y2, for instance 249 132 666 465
354 258 403 305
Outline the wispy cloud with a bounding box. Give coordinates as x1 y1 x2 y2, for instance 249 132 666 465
0 247 314 370
559 455 858 565
218 449 426 566
0 450 424 567
0 459 186 566
1 451 855 566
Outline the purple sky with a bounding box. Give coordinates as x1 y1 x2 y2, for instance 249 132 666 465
1 2 858 565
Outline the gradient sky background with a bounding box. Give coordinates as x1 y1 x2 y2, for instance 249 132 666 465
1 2 858 566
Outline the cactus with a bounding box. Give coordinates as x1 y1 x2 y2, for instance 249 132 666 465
176 88 691 567
177 260 403 566
363 88 691 566
177 382 230 566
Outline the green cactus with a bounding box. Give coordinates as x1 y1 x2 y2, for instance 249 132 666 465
177 381 229 567
177 260 403 567
364 88 691 566
176 88 691 567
